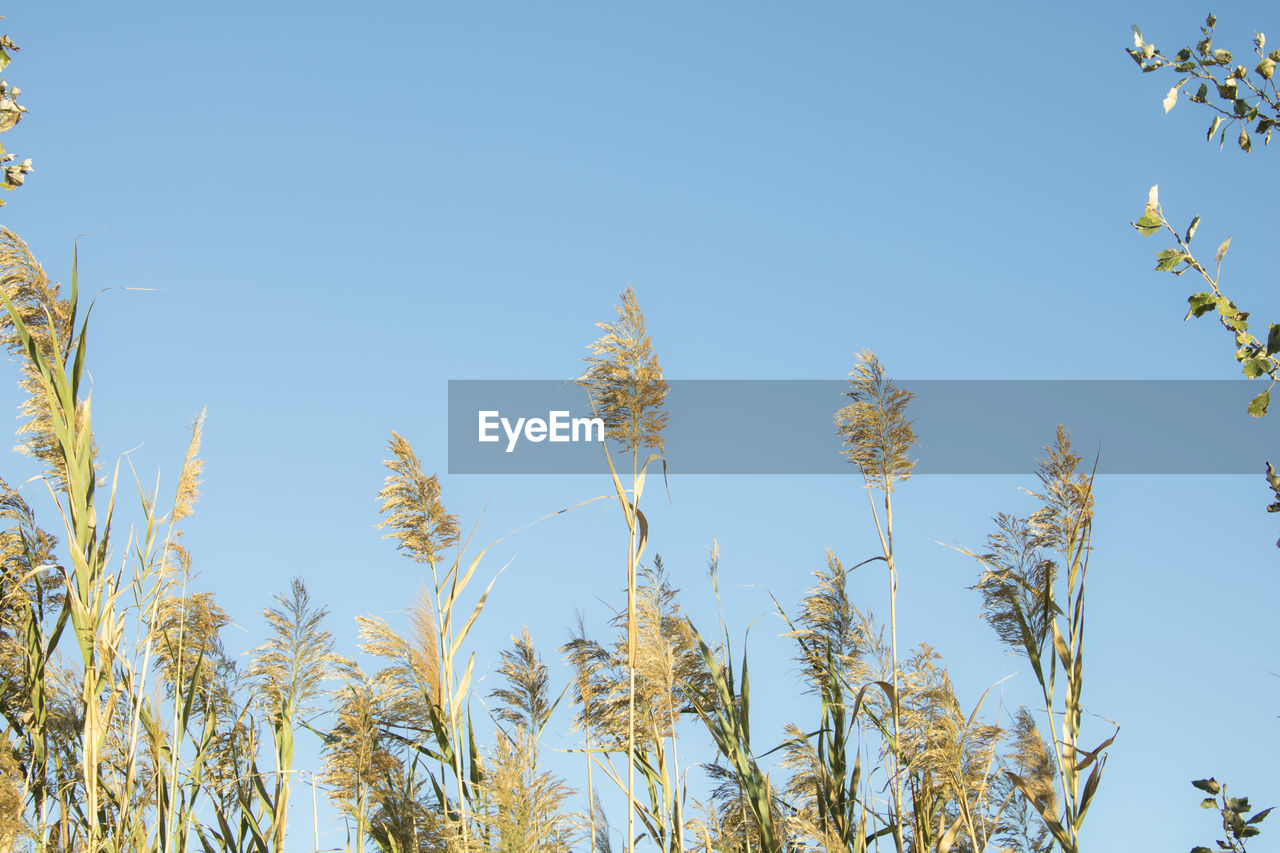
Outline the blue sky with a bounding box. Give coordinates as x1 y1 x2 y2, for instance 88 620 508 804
3 2 1279 850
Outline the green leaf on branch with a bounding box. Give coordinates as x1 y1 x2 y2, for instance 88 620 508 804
1186 293 1218 319
1216 237 1232 262
1208 115 1224 141
1248 389 1271 418
1243 358 1271 379
1259 57 1277 79
1240 126 1252 152
1267 324 1280 356
1154 248 1185 271
1185 216 1201 243
1219 299 1249 330
1133 214 1162 236
1193 778 1222 795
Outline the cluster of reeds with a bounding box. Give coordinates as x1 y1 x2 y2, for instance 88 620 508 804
0 255 1118 852
0 23 1127 853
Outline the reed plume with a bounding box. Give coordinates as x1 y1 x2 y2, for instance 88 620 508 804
249 577 340 853
964 427 1112 853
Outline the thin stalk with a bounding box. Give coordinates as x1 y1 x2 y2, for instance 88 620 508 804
433 556 470 847
311 770 320 853
866 486 904 853
626 449 638 853
587 726 596 853
669 706 683 853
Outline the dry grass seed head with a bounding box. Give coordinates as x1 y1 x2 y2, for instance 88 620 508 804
478 724 580 853
1008 706 1057 818
896 647 1004 844
787 550 878 694
0 228 81 480
835 349 917 489
971 513 1059 658
321 667 403 822
0 747 30 850
490 626 552 734
249 577 340 722
152 590 232 710
560 611 606 714
171 409 205 524
578 286 669 454
357 587 444 725
378 432 459 567
1029 426 1094 550
0 476 63 628
587 558 709 746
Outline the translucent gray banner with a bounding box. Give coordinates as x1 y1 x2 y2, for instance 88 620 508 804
446 380 1278 474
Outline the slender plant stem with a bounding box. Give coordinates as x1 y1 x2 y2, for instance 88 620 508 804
866 484 904 853
626 450 639 853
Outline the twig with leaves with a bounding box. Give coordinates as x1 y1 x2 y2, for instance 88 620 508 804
1131 185 1280 545
1128 15 1279 152
1190 777 1271 853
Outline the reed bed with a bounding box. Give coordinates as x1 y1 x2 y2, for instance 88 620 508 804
0 251 1127 852
1 19 1254 853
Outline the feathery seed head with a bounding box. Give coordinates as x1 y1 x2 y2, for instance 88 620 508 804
172 409 205 524
0 228 79 481
578 286 669 454
1028 425 1094 549
1010 706 1058 816
835 350 917 489
377 432 459 566
248 577 339 722
490 627 552 734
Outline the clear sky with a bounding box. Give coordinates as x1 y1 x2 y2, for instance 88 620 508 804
3 2 1279 850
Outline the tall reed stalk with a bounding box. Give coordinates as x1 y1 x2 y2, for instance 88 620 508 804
578 286 668 853
1 231 123 852
679 543 786 853
375 431 507 849
835 350 917 853
964 427 1115 853
248 577 338 853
